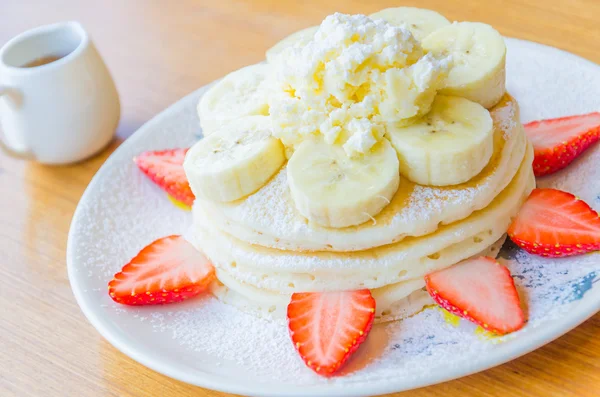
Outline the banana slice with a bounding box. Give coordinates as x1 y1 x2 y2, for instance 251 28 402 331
202 115 271 137
184 123 285 202
386 95 493 187
265 26 319 63
197 64 271 134
422 22 506 109
370 7 450 41
287 139 400 228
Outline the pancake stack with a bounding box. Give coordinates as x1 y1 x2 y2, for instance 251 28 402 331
184 9 535 323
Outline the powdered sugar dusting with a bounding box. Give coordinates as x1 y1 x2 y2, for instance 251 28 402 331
68 38 600 394
148 300 316 381
491 98 518 140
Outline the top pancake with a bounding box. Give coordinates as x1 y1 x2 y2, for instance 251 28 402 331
199 94 524 252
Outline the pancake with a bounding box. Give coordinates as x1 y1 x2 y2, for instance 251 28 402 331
189 144 534 293
208 235 507 324
199 94 525 252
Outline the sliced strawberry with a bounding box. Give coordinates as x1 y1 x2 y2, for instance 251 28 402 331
524 112 600 177
508 188 600 257
135 148 195 206
287 290 375 376
425 256 525 335
108 235 214 305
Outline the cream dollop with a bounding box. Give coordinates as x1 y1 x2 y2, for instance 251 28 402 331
269 13 451 156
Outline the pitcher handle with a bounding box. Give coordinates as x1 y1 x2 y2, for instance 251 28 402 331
0 86 34 160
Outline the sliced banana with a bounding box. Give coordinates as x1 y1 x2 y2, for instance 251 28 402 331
202 115 271 137
370 7 450 41
422 22 506 109
184 123 285 202
197 64 271 134
386 95 493 187
265 26 319 63
287 139 400 228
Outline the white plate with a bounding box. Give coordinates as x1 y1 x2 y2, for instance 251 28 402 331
68 38 600 397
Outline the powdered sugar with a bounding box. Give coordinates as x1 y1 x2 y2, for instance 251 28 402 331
491 97 518 140
68 38 600 395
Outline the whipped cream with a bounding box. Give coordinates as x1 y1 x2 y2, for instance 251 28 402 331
269 13 451 156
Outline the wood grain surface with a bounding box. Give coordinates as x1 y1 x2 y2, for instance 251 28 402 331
1 1 599 396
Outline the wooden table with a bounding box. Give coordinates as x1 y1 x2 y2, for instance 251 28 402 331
1 0 599 396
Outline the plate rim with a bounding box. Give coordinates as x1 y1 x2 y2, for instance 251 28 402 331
67 37 600 397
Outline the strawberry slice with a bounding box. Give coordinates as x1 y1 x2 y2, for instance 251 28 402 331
135 148 195 206
108 235 214 305
287 290 375 376
508 188 600 257
524 112 600 177
425 256 525 335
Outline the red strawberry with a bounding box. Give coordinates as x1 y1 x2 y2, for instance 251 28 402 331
287 290 375 376
135 148 195 206
508 188 600 257
425 256 525 335
108 235 214 305
524 112 600 177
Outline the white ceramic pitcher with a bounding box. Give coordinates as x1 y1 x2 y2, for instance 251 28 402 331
0 21 120 164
